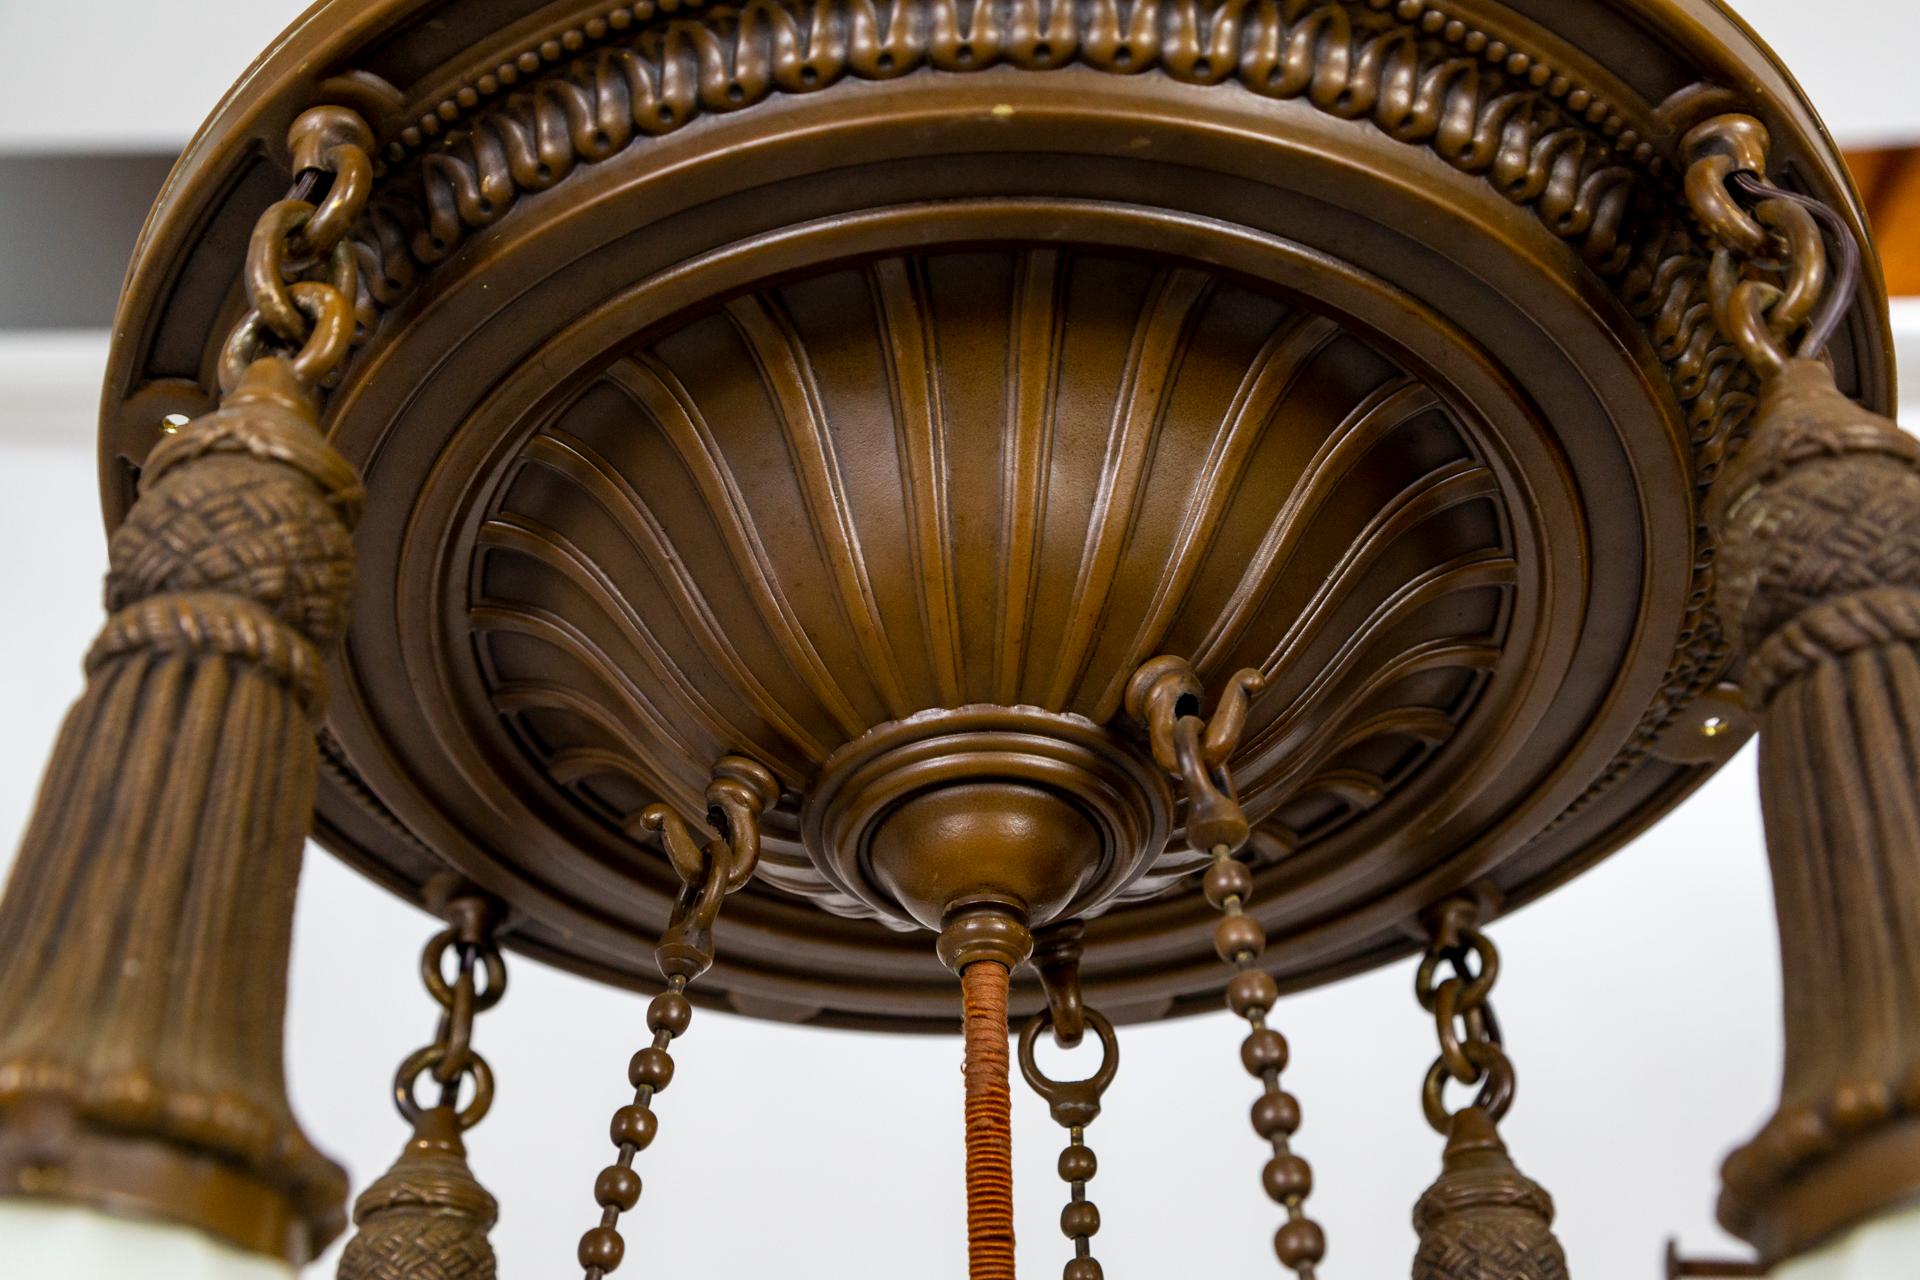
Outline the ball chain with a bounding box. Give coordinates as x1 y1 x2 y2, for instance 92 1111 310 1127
578 976 693 1277
1126 656 1328 1277
1208 844 1326 1278
572 755 776 1278
1020 1002 1119 1280
1057 1127 1103 1280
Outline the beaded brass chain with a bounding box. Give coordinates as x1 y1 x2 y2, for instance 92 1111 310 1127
1020 925 1120 1280
576 756 778 1278
1126 656 1326 1278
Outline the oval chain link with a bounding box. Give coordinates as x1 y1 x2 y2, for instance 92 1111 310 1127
1416 905 1515 1134
216 108 374 395
1682 114 1861 375
393 900 506 1132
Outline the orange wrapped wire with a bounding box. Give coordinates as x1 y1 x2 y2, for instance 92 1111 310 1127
961 959 1017 1280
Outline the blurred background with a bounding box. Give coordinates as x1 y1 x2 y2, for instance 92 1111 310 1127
1 2 1916 1276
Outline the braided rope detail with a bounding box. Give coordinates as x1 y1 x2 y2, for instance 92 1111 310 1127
1412 1110 1567 1280
1413 1217 1570 1280
141 378 365 519
1743 587 1920 705
340 1122 499 1280
961 960 1017 1280
87 594 328 712
106 455 356 644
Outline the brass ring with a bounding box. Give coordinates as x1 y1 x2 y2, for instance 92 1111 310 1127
1755 198 1827 340
421 929 508 1012
1430 978 1477 1085
1019 1006 1119 1129
245 200 319 343
218 281 356 393
394 1044 494 1130
1685 154 1771 257
1421 1039 1514 1134
666 862 731 939
436 970 476 1084
1414 931 1496 1012
1712 274 1789 381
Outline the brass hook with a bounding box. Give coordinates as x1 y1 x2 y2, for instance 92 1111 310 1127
640 755 781 893
1032 920 1088 1049
643 755 780 981
1126 655 1266 854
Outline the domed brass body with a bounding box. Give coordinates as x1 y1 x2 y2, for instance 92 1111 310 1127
96 0 1891 1029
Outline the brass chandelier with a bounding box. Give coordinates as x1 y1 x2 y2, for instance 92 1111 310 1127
1 2 1917 1278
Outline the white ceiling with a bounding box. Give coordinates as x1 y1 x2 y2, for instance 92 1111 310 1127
0 0 1916 152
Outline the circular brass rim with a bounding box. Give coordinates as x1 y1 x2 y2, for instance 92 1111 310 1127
92 0 1897 1029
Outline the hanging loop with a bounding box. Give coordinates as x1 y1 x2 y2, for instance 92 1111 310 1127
389 893 505 1125
294 142 373 257
218 280 356 394
421 927 509 1014
213 104 375 399
1681 112 1772 255
1417 898 1515 1134
394 1044 495 1130
1421 1041 1515 1134
1731 170 1860 360
1018 1006 1120 1129
1682 112 1863 374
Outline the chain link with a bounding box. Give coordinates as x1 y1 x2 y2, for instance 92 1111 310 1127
392 896 506 1132
1415 899 1515 1134
215 106 374 397
1682 114 1862 378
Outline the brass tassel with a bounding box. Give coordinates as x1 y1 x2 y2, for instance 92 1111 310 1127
0 358 358 1260
1708 357 1920 1257
1412 1106 1569 1280
339 1106 499 1280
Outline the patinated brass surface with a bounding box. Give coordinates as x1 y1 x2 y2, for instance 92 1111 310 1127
92 0 1892 1031
1668 110 1920 1262
1706 358 1920 1261
0 103 378 1258
340 899 506 1280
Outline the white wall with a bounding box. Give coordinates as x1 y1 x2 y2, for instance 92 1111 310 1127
3 309 1914 1276
3 0 1919 153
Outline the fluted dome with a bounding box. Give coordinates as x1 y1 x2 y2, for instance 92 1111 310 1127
475 247 1509 917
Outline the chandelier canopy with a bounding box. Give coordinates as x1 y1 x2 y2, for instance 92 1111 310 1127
2 1 1915 1278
